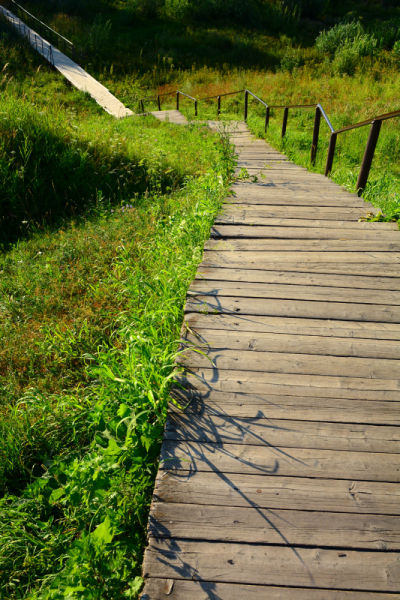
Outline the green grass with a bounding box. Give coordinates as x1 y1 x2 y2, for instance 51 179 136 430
1 0 400 598
0 129 233 598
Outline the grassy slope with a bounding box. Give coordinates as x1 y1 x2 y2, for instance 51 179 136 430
0 20 234 599
0 0 399 597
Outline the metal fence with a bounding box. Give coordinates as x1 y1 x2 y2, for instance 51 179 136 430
137 88 400 193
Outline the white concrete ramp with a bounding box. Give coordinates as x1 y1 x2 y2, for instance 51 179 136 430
0 5 133 118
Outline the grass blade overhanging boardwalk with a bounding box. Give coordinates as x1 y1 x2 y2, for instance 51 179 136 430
140 122 400 599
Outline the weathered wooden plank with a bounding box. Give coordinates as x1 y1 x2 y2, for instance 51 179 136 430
185 296 400 324
219 206 368 220
185 313 400 339
188 281 400 305
141 579 400 600
170 389 400 424
199 259 400 277
183 329 400 359
164 414 400 453
175 369 400 398
210 225 400 240
202 250 399 263
149 503 400 549
228 197 373 208
204 239 400 252
153 471 400 515
214 216 398 229
195 268 400 291
142 539 400 591
160 441 400 482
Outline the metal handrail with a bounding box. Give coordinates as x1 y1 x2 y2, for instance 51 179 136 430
8 0 76 60
176 91 197 116
136 86 399 192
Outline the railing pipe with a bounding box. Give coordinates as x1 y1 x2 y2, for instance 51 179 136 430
281 107 289 138
311 106 321 164
356 120 382 192
325 133 337 176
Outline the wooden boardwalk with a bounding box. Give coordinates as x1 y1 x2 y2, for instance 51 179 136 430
140 123 400 599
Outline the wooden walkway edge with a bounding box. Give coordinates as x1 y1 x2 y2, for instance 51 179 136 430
0 5 133 118
140 123 400 599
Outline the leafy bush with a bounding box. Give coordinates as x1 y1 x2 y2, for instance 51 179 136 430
316 21 365 55
332 44 360 76
369 18 400 50
316 21 378 75
394 39 400 58
280 46 302 72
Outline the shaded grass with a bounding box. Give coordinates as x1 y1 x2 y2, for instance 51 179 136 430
0 120 233 597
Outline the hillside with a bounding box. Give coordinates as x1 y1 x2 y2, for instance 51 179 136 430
0 0 399 598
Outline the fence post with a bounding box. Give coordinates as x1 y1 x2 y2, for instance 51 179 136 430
176 91 179 111
356 120 382 193
194 99 197 117
325 132 337 176
217 95 221 119
311 106 321 164
244 90 248 121
264 106 269 133
157 95 161 110
141 99 144 113
281 107 289 137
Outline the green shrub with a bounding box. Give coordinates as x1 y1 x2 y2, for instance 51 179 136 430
369 18 400 50
332 44 360 76
280 46 302 72
316 21 365 55
394 39 400 58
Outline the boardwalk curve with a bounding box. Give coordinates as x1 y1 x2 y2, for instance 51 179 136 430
141 122 400 599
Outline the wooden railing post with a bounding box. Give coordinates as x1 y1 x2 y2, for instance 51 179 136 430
265 106 270 133
141 99 144 113
176 91 179 111
325 132 337 176
356 120 382 192
194 99 197 117
244 90 248 121
157 95 161 110
311 106 321 164
281 107 289 137
217 95 221 119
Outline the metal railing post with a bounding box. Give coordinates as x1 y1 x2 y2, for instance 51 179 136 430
311 106 321 164
217 95 221 119
194 99 197 117
281 107 289 137
157 95 161 110
265 106 269 133
176 91 179 111
325 132 337 176
244 90 248 121
356 120 382 192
